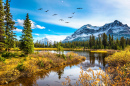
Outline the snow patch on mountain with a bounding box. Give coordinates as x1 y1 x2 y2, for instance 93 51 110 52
63 20 130 42
40 38 53 45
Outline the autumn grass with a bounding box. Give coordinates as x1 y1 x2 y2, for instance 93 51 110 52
0 51 86 85
62 46 130 86
34 48 83 51
90 50 108 53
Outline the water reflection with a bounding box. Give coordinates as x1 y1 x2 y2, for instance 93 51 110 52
3 51 112 86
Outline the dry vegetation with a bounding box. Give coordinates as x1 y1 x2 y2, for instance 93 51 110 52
62 46 130 86
0 51 86 85
90 50 107 53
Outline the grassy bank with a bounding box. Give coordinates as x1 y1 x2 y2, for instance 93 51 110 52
10 48 120 53
104 46 130 86
0 51 86 85
34 48 84 51
62 46 130 86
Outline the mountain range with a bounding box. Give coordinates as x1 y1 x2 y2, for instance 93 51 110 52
63 20 130 42
39 38 52 45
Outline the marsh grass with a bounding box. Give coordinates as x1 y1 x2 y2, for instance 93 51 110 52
0 51 86 85
90 50 107 53
62 46 130 86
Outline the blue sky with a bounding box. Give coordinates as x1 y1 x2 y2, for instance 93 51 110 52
5 0 130 42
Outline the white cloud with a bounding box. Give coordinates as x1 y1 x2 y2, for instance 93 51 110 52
48 29 51 31
15 19 45 29
45 35 68 42
15 19 24 27
30 20 36 29
13 28 22 32
34 34 40 36
36 25 45 29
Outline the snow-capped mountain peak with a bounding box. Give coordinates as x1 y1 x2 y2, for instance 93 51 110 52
63 20 130 42
40 38 52 44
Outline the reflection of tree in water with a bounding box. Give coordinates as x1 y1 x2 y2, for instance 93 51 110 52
79 52 109 71
18 71 50 86
4 63 78 86
57 69 64 79
4 71 50 86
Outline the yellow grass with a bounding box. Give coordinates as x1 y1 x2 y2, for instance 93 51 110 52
0 51 86 85
62 46 130 86
34 48 81 51
90 50 107 53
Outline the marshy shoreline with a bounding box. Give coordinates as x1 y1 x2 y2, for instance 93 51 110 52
0 51 86 85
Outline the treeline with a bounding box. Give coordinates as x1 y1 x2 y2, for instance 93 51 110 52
33 33 130 50
0 0 34 54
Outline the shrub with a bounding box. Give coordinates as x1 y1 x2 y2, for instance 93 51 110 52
50 60 52 63
42 56 44 58
56 54 61 57
20 53 28 57
2 52 16 58
16 63 24 71
62 54 66 60
0 56 5 62
37 61 44 67
69 54 72 60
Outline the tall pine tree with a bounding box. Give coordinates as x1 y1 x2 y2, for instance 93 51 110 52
4 0 16 51
102 33 108 48
20 13 34 54
0 0 5 52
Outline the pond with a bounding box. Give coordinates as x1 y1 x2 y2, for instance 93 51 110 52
3 51 112 86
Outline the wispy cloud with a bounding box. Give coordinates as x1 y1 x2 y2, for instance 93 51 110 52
13 28 22 32
34 34 40 36
48 29 51 31
36 25 45 29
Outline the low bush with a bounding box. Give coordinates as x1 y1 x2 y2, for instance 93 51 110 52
62 54 66 60
20 53 28 57
0 56 5 62
16 63 24 71
2 52 16 58
37 61 44 67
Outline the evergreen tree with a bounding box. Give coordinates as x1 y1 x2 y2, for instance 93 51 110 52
0 0 5 52
91 35 95 48
120 37 126 49
102 33 108 48
4 0 16 51
99 37 102 49
126 38 129 45
108 34 112 48
20 13 34 54
89 35 92 48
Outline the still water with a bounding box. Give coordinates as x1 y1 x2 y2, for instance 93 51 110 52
3 51 111 86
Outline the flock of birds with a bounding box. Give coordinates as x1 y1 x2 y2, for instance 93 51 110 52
38 8 83 23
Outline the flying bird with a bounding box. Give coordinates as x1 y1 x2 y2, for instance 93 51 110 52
45 10 49 12
68 16 73 18
52 14 58 16
38 8 43 10
65 22 69 23
72 12 75 14
77 8 83 9
59 19 64 21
